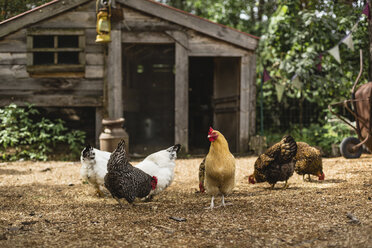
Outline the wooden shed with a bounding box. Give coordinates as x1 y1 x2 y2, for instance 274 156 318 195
0 0 258 155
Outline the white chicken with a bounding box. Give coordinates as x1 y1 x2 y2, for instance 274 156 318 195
135 144 181 200
80 145 111 197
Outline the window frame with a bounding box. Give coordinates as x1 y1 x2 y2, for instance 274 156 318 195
27 29 85 75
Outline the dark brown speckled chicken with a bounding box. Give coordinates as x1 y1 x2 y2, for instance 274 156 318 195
104 140 157 206
294 142 324 181
248 135 297 189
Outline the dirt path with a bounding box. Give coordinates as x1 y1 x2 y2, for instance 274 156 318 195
0 155 371 247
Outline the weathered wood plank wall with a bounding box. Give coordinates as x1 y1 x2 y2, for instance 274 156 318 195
0 1 104 108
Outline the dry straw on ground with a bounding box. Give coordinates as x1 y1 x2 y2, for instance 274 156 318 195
0 155 371 247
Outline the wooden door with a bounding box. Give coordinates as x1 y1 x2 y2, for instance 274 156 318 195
213 57 240 153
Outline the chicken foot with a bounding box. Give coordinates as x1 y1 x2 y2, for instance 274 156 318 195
220 194 232 207
114 197 124 208
282 180 289 189
205 196 215 210
95 185 105 197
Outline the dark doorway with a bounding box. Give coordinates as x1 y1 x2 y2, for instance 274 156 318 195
188 57 214 154
122 44 175 155
213 57 240 153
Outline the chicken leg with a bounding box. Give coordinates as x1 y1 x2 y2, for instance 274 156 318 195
282 180 289 189
95 185 105 197
205 196 215 209
221 194 232 207
114 197 124 208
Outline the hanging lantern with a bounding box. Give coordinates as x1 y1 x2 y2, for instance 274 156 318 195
95 0 111 43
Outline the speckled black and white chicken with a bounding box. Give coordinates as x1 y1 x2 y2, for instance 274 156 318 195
248 135 297 189
104 140 157 206
294 142 325 181
80 145 110 197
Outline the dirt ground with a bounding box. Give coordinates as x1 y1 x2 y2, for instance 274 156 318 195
0 155 371 248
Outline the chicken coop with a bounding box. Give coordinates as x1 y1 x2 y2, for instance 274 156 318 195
0 0 258 155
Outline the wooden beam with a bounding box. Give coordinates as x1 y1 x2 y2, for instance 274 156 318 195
165 30 189 50
117 0 258 50
27 64 84 73
0 95 102 107
107 26 123 118
248 53 257 138
174 31 189 152
122 31 173 43
27 29 85 35
0 0 92 38
239 53 256 152
0 77 103 91
239 55 249 153
95 107 103 148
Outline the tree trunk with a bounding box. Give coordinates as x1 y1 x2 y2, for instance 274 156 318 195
258 0 264 21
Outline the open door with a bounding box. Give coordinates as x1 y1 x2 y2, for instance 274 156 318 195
188 57 214 154
122 44 175 155
213 57 240 153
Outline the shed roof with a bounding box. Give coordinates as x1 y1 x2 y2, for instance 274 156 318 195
0 0 259 50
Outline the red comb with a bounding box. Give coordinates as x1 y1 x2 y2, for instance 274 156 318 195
208 127 214 135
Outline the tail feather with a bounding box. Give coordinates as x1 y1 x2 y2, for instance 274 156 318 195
107 139 129 171
279 135 297 163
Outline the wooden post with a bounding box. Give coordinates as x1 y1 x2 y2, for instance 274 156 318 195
248 53 257 139
95 107 103 148
173 31 189 153
239 55 249 153
107 23 122 119
239 53 256 153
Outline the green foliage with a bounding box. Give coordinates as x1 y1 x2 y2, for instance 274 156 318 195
0 104 86 161
157 0 278 36
0 0 49 21
255 0 369 155
258 0 368 124
266 116 354 156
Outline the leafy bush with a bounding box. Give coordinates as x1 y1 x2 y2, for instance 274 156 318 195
265 118 354 156
0 104 86 161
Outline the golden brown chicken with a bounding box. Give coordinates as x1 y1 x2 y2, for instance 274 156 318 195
248 135 297 189
204 127 235 209
198 157 206 193
294 142 325 181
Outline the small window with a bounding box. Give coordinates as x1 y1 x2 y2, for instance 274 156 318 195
58 35 79 48
27 29 85 75
33 52 54 65
33 35 54 48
